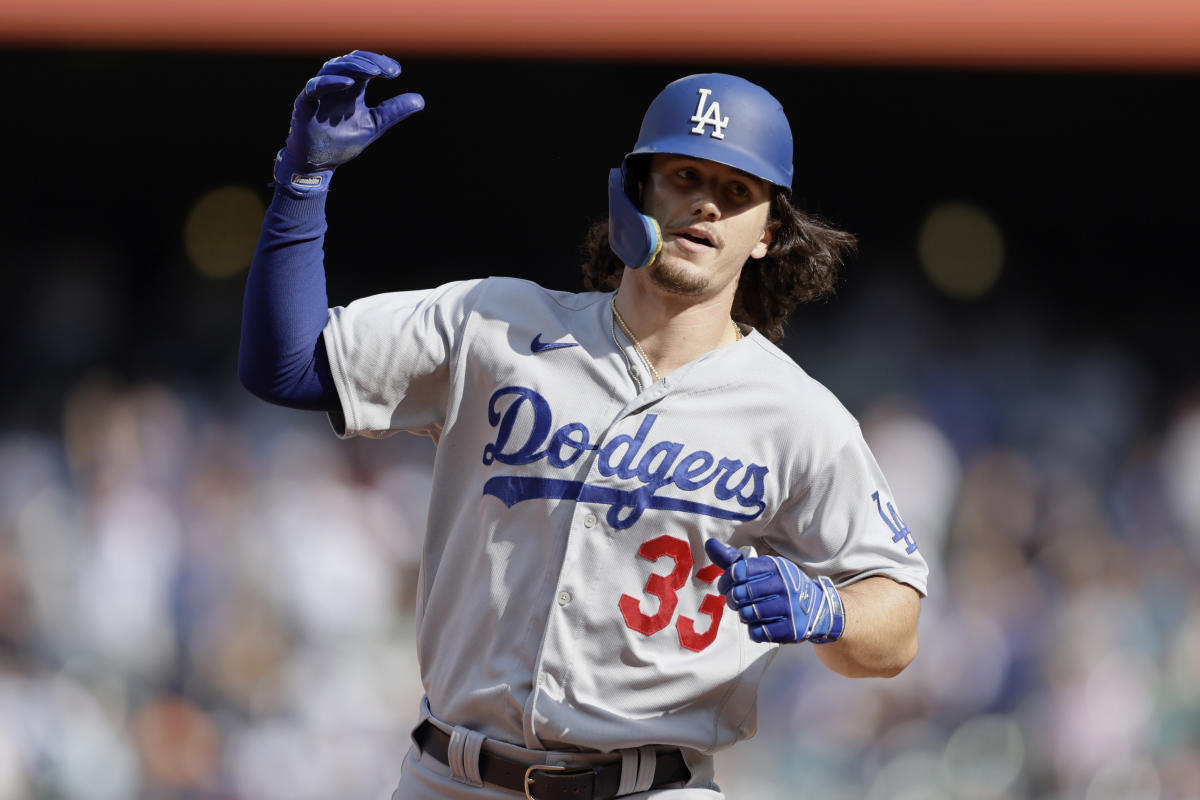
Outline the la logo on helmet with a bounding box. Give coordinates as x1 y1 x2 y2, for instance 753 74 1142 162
690 89 729 140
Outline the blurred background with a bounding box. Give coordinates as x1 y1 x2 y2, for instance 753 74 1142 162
1 2 1199 799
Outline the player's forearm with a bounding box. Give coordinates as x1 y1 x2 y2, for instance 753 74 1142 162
814 576 920 678
237 188 339 410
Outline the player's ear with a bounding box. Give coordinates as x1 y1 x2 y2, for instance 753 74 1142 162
750 220 777 260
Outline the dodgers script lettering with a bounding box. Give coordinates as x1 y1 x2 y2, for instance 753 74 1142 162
480 386 768 529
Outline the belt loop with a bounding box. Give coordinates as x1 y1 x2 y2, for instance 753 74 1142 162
447 725 486 787
634 745 657 792
616 749 639 795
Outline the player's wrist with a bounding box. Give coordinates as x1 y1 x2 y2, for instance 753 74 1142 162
272 149 335 197
267 181 330 222
806 576 845 644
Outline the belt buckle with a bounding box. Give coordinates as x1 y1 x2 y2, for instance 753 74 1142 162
523 763 566 800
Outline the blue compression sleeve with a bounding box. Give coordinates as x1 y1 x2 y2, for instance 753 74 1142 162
237 189 339 411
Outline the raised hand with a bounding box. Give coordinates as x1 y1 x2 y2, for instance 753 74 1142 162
274 50 425 194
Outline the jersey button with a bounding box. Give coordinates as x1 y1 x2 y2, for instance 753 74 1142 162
557 591 571 606
583 514 597 528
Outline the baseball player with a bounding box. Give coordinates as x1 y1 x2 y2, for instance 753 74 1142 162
239 51 928 799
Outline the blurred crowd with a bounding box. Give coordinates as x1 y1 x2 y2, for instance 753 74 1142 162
1 281 1199 800
0 376 434 800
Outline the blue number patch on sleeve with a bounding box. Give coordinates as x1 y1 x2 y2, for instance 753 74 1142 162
871 491 918 554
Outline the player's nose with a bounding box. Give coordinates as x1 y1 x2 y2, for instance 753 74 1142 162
690 194 721 221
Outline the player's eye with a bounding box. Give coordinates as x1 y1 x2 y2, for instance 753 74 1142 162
727 182 751 200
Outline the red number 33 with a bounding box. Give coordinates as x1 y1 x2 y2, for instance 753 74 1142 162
618 534 725 652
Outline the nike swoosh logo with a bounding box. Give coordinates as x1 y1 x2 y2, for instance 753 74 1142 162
531 333 579 353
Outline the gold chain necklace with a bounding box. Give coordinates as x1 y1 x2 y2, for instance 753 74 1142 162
611 297 742 385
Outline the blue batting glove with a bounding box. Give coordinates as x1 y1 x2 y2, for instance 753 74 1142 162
704 538 845 645
274 50 425 195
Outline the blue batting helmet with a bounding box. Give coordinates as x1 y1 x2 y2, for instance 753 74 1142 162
630 73 793 190
608 74 794 268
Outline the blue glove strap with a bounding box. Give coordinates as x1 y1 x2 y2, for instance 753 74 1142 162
755 557 845 644
808 575 846 644
273 149 335 196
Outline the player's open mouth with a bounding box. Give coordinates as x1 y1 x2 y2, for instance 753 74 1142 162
677 231 715 248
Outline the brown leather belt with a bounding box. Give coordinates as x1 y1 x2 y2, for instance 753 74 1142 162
412 720 691 799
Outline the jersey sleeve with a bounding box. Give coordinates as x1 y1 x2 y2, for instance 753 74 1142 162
763 428 930 597
321 279 486 438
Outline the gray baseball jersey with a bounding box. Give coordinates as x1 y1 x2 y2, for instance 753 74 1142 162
322 276 928 755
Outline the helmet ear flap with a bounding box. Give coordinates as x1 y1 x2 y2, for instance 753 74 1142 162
608 164 661 269
621 156 644 207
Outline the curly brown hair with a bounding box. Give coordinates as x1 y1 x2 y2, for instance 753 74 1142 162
582 180 857 344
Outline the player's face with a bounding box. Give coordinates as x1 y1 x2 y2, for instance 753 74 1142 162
639 154 774 299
